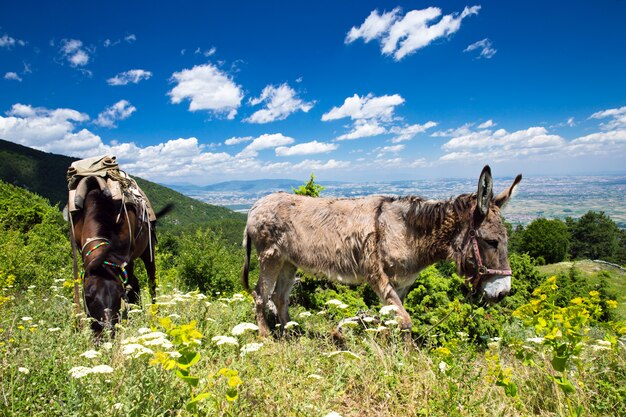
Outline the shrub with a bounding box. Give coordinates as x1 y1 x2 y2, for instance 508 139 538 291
518 218 569 264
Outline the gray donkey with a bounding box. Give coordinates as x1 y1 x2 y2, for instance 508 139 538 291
242 166 522 336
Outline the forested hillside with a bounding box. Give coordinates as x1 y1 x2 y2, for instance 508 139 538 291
0 139 246 242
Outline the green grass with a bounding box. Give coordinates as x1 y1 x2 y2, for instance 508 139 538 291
1 283 624 417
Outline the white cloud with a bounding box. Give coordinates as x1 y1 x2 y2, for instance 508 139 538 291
589 106 626 130
275 140 338 156
94 100 136 128
477 119 495 129
195 46 216 57
390 121 438 143
245 83 314 124
566 117 575 127
238 133 295 157
124 34 136 43
168 63 243 119
431 123 474 137
0 34 26 48
224 136 254 145
568 130 626 156
292 159 350 170
60 39 91 67
375 144 405 157
322 93 404 122
464 38 497 59
346 6 481 61
107 69 153 86
4 72 22 82
440 126 567 162
336 119 386 141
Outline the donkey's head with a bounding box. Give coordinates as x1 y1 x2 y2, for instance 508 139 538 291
457 165 522 303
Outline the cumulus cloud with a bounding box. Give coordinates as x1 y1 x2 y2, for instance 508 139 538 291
346 5 481 61
168 63 243 119
107 69 153 86
477 119 495 129
464 38 497 59
336 120 386 141
4 72 22 82
275 140 338 156
0 34 26 48
292 159 350 171
322 93 404 122
375 144 405 157
245 83 314 124
224 136 254 145
390 121 438 143
238 133 295 157
439 126 567 162
589 106 626 131
59 39 91 67
94 100 136 128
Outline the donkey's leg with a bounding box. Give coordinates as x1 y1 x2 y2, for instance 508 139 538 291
125 260 141 305
255 252 283 337
140 249 157 303
367 272 412 331
271 263 297 334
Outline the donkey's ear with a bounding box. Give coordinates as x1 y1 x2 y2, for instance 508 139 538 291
475 165 493 221
495 174 522 209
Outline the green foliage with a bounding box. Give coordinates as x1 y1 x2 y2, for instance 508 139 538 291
568 211 625 264
171 228 243 295
292 173 325 197
0 180 72 289
404 263 506 345
518 218 570 263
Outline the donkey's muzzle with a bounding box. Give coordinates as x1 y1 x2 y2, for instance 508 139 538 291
480 275 511 303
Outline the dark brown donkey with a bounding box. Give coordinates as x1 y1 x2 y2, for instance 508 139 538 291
70 176 172 335
242 165 522 337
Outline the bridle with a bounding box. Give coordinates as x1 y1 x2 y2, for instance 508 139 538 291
464 211 512 292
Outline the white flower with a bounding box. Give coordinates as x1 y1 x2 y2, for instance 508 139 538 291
596 340 612 347
379 305 399 316
68 366 92 379
28 285 36 289
526 337 545 344
139 331 168 340
127 309 143 315
324 412 343 417
122 343 154 358
338 319 359 328
384 319 398 326
168 313 181 319
231 322 259 336
231 293 245 301
240 342 264 355
90 365 114 374
101 342 113 351
18 367 29 374
112 403 123 410
142 338 173 349
299 311 312 318
325 299 343 306
80 350 101 359
21 317 33 321
47 327 61 332
166 351 182 358
365 326 387 333
137 327 151 335
212 335 239 346
284 321 299 329
308 374 323 380
196 293 207 300
326 350 361 360
362 316 376 323
438 361 448 374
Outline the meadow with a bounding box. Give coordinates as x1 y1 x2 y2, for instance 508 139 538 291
1 179 625 416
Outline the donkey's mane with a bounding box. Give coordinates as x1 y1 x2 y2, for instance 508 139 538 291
398 192 476 231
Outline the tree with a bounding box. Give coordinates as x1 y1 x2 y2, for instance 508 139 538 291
519 218 569 264
293 173 325 197
568 211 622 262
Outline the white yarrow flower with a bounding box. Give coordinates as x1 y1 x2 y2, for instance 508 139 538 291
324 412 343 417
240 342 264 355
526 337 545 344
325 299 343 306
299 311 312 318
21 317 33 321
18 367 29 374
379 305 399 316
212 335 239 346
90 365 114 374
284 321 299 329
80 350 101 359
439 361 448 374
231 322 259 336
47 327 61 332
122 343 154 358
68 366 92 379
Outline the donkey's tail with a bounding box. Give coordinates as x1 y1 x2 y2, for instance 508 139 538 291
241 231 252 293
155 203 175 219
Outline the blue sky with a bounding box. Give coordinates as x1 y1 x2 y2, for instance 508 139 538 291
1 1 626 184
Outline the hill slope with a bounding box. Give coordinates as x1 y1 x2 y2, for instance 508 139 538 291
0 139 246 238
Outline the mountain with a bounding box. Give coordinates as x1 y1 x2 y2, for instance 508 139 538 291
0 139 246 240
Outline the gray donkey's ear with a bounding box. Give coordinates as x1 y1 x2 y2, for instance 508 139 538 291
495 174 522 209
475 165 493 222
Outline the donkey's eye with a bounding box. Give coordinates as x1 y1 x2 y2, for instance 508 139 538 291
485 239 499 249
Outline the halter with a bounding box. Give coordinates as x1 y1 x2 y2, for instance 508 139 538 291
465 211 512 289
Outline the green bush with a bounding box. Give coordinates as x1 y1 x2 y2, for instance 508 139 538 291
518 218 570 264
173 228 243 295
568 211 625 264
